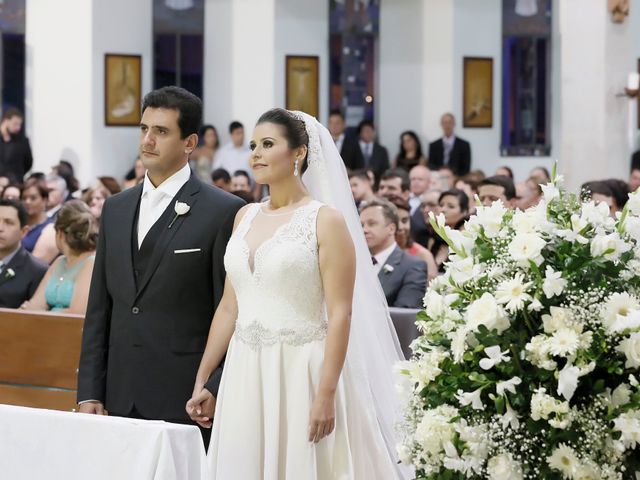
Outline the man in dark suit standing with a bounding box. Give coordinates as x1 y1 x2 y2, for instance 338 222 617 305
428 113 471 177
360 198 427 308
77 87 244 445
0 199 47 308
0 108 33 184
341 119 390 182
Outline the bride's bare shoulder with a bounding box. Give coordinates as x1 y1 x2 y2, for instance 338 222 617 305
316 205 351 243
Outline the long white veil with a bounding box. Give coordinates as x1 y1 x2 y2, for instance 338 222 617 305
291 111 413 479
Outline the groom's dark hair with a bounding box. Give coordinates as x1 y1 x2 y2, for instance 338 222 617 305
257 108 310 174
141 86 202 139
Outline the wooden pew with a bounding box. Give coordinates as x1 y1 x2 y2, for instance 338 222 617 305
0 308 83 411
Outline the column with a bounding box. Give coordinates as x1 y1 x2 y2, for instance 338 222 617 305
557 0 631 191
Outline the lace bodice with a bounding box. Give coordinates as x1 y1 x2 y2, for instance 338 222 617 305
224 200 327 349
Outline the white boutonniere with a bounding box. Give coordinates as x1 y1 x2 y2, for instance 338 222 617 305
5 268 15 279
383 264 394 274
168 201 191 229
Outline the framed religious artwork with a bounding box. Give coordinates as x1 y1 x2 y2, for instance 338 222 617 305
285 55 319 118
463 57 493 128
104 54 142 126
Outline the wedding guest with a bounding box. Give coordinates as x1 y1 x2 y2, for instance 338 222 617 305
349 169 376 207
0 176 8 197
478 175 516 208
82 184 112 221
429 189 469 270
495 166 514 179
409 165 431 215
428 113 471 176
52 160 79 198
212 168 231 191
123 157 145 189
328 109 355 162
191 124 220 181
2 184 21 201
603 178 629 212
530 166 551 184
377 168 410 202
21 200 97 314
0 108 32 183
360 198 427 308
97 176 122 196
342 120 389 182
0 199 47 308
409 189 442 248
387 195 437 282
231 170 252 193
515 177 543 210
582 181 617 214
45 174 68 217
21 179 53 253
437 166 456 190
629 166 640 193
395 130 427 171
214 121 251 179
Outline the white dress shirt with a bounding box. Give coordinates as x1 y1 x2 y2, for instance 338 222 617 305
373 241 398 274
213 142 252 178
334 133 345 154
409 194 421 215
442 134 456 165
137 163 191 249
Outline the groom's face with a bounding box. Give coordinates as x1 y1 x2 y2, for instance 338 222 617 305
139 107 191 178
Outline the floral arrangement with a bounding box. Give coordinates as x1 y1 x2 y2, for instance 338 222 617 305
397 169 640 479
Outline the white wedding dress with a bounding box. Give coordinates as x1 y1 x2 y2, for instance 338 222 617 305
207 199 399 479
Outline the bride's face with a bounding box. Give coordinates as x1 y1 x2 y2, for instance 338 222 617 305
249 122 301 185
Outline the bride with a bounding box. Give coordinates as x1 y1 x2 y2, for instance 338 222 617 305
186 108 412 479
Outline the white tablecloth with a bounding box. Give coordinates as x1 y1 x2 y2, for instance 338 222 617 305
0 404 208 480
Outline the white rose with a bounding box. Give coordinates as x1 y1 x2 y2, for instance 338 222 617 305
617 333 640 369
508 233 546 266
174 201 191 215
487 453 523 480
542 307 572 333
467 293 510 334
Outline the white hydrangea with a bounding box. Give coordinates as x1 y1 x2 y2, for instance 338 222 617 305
525 335 558 371
402 348 449 390
414 405 459 456
530 388 571 429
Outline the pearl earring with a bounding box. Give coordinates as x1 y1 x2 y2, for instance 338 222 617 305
294 159 299 177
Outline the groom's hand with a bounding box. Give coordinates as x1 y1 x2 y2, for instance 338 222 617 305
78 401 108 415
186 388 216 429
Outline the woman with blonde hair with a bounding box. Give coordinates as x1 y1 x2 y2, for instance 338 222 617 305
21 200 97 314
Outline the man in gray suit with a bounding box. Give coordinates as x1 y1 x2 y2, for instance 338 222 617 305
360 198 427 308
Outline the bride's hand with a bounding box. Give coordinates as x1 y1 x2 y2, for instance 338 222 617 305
186 386 216 429
308 393 335 443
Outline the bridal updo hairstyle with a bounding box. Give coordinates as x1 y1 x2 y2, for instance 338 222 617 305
54 200 99 253
257 108 310 175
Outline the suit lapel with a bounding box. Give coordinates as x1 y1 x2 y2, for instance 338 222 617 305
134 176 201 300
117 184 143 301
377 246 402 289
0 247 27 287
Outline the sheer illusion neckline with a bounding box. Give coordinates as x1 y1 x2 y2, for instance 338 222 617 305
241 200 315 276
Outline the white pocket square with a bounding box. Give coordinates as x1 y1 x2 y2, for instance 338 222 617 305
174 248 201 254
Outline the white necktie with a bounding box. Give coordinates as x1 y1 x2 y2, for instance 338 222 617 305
138 189 166 248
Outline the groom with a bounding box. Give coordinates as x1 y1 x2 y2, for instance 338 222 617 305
77 86 244 444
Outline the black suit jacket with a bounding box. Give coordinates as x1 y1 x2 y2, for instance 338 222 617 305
377 246 427 309
341 139 390 181
632 150 640 171
77 175 244 421
0 134 33 183
0 247 48 308
428 137 471 176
